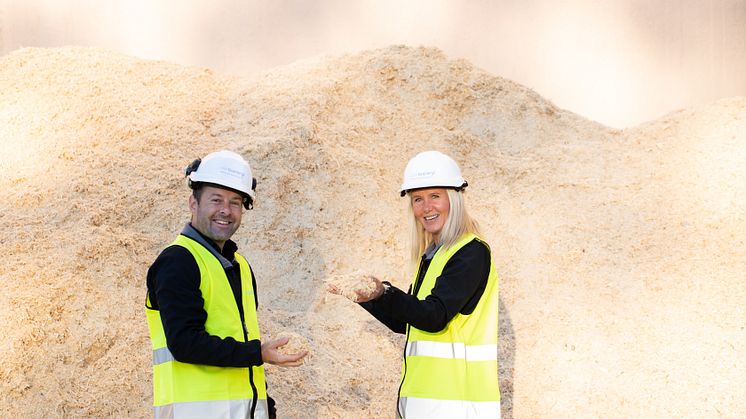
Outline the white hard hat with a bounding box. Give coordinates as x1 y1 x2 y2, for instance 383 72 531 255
185 150 256 209
399 150 468 197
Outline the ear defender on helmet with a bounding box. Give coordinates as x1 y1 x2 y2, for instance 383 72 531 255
185 158 201 176
185 158 202 189
244 177 257 210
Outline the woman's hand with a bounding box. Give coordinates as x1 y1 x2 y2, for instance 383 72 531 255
325 274 383 303
353 275 384 303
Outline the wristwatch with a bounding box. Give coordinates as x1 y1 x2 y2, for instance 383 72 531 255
381 281 392 297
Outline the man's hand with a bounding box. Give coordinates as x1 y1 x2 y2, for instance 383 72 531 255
261 337 307 367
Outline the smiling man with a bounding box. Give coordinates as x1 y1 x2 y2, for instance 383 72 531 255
145 150 306 419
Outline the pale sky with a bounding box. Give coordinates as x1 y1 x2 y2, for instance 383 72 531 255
1 0 745 128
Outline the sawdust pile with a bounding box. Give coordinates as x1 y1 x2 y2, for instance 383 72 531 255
1 45 745 418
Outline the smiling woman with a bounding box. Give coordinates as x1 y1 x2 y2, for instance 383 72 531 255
401 151 479 264
410 188 450 241
328 150 501 419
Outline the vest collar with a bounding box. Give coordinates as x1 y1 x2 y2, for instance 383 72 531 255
180 223 235 269
424 242 443 260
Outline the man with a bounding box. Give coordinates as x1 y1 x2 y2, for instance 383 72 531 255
145 150 306 419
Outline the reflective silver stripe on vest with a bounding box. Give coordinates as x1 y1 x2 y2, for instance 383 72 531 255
153 347 175 366
399 396 500 419
154 398 269 419
405 341 498 362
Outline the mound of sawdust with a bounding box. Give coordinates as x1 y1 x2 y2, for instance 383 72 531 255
1 45 745 418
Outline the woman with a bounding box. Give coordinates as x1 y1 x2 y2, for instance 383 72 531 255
330 151 500 419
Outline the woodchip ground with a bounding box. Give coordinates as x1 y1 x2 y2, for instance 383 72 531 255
1 45 744 418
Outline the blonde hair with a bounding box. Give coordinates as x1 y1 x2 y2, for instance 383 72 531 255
407 189 482 266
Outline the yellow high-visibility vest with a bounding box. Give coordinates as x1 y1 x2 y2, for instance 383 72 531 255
399 233 500 419
145 235 268 419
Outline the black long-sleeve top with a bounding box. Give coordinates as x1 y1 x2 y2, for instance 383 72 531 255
360 238 490 334
145 224 263 367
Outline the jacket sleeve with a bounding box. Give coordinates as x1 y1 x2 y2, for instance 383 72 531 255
359 287 409 334
146 245 263 367
366 239 490 333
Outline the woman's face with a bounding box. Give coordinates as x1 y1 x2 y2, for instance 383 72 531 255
410 188 450 241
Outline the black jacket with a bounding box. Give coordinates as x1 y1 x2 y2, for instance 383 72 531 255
360 238 490 333
146 223 263 367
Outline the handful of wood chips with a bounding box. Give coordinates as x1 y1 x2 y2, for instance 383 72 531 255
276 332 312 360
326 272 378 302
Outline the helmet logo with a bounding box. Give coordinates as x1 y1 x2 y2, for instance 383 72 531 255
220 166 248 180
414 171 435 178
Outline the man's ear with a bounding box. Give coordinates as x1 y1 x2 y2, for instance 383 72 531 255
188 194 198 214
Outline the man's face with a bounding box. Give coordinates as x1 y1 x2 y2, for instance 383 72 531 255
189 185 244 249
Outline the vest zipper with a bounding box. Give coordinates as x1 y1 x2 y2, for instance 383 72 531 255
397 257 427 418
231 264 258 419
240 309 258 419
397 324 410 419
